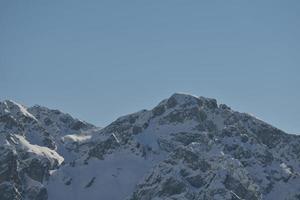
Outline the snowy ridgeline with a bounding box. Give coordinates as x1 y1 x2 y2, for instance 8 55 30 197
0 93 300 200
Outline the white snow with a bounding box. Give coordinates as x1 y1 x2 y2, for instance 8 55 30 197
62 134 92 143
15 135 64 165
280 163 292 175
46 150 157 200
112 133 120 143
4 100 38 121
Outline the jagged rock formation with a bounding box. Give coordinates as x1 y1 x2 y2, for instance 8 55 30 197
0 94 300 200
0 100 94 200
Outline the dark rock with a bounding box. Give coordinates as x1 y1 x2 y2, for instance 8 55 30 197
0 115 21 130
179 169 190 177
224 175 260 200
163 112 185 123
43 137 56 150
255 125 286 148
241 134 249 143
158 178 186 197
70 121 87 130
35 187 48 200
43 118 53 126
0 183 22 200
173 148 210 171
88 137 118 160
220 104 230 110
257 150 274 166
205 98 218 109
65 178 72 185
85 177 96 188
143 122 149 129
205 120 217 132
173 132 202 146
129 116 138 124
166 96 178 109
0 147 20 184
152 105 166 117
233 147 252 160
27 185 48 200
25 158 50 182
59 115 72 124
186 174 206 188
132 126 142 134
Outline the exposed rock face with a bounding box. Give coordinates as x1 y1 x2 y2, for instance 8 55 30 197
1 94 300 200
0 146 22 200
0 100 93 200
86 93 300 200
0 133 63 200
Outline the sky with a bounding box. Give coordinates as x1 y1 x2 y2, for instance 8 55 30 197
0 1 299 134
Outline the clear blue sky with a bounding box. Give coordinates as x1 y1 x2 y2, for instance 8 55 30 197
1 1 299 133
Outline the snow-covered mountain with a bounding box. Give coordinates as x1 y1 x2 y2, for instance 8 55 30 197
0 94 300 200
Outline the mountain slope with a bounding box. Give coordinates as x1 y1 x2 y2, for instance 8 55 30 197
0 94 300 200
0 100 96 200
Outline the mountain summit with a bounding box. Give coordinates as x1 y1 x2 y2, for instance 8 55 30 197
0 93 300 200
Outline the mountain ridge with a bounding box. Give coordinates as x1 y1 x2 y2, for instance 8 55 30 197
0 93 300 200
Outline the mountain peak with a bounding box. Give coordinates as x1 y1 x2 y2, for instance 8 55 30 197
169 92 199 102
158 93 218 111
2 99 23 109
0 99 38 121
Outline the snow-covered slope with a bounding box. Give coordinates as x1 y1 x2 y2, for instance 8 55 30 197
0 100 96 200
1 94 300 200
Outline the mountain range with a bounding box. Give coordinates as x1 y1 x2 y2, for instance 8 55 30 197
0 93 300 200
